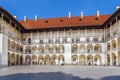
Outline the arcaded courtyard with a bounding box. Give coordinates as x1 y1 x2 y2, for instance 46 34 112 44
0 66 120 80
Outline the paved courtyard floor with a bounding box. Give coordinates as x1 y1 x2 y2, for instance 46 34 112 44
0 65 120 80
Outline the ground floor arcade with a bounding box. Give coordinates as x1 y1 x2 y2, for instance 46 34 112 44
7 52 120 66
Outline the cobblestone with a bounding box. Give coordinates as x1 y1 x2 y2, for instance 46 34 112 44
0 66 120 80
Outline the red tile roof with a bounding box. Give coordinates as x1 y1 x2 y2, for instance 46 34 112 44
19 15 111 29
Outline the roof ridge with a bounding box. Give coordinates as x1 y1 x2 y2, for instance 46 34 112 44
19 14 111 21
20 14 111 29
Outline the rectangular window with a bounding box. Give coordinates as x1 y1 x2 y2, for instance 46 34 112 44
94 38 98 42
87 38 90 42
28 38 31 44
40 40 43 44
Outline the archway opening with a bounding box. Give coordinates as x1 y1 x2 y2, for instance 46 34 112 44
87 44 93 53
87 54 93 65
11 53 15 65
26 46 31 54
94 44 101 53
79 44 85 54
118 51 120 65
39 45 44 54
32 46 37 54
38 55 44 65
117 37 120 48
52 45 57 54
58 45 64 53
8 52 10 66
107 54 110 65
32 55 37 65
20 55 23 65
25 55 31 65
94 54 101 65
45 45 50 53
112 40 116 50
58 55 64 65
112 53 116 66
72 55 78 65
45 55 50 65
79 54 86 65
72 44 78 53
51 55 57 65
16 54 19 65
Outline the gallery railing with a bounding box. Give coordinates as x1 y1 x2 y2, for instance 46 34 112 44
23 36 104 45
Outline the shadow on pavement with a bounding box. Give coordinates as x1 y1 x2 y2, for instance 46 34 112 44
1 71 120 80
101 75 120 80
0 72 92 80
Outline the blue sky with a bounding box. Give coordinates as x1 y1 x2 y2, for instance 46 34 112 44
0 0 120 20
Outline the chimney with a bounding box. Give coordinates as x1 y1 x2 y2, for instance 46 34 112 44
24 16 27 21
68 12 71 18
97 10 100 17
35 15 38 21
80 12 83 18
13 16 17 19
116 6 120 11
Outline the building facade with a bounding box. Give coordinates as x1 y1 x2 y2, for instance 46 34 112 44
0 7 120 66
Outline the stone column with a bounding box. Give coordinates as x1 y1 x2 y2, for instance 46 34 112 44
110 55 113 66
118 21 120 34
51 30 52 44
31 31 32 45
116 53 119 66
93 28 94 43
105 53 107 65
23 54 26 65
19 28 20 53
86 54 88 65
103 28 105 42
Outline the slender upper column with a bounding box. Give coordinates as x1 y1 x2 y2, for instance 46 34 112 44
31 31 32 45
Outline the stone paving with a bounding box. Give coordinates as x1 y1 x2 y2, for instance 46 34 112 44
0 65 120 80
